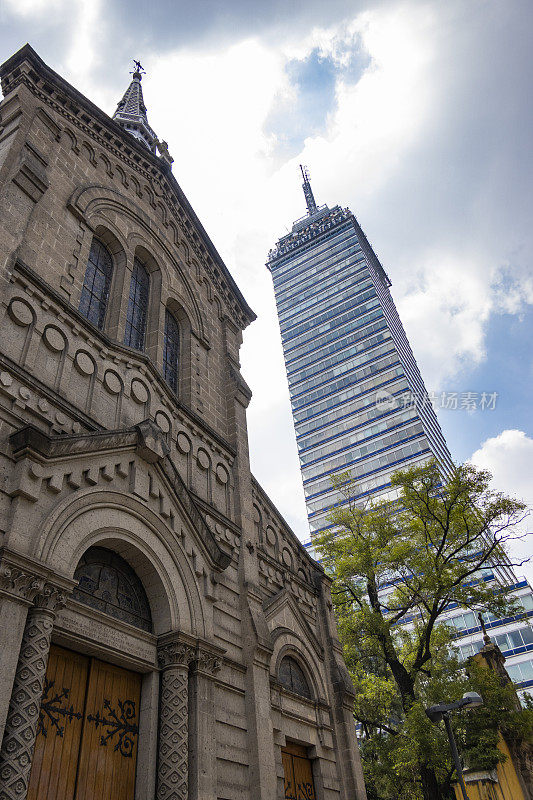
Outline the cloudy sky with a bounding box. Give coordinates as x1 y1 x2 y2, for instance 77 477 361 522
1 0 532 580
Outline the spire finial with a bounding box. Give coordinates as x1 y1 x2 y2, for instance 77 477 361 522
131 60 145 78
113 61 173 168
113 60 157 152
300 164 318 216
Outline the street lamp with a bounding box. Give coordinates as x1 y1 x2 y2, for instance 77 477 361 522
425 692 483 800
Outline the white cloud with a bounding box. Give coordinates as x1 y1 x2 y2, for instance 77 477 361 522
2 0 65 16
470 430 533 585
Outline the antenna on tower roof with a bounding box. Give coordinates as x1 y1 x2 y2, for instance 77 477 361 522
300 164 318 216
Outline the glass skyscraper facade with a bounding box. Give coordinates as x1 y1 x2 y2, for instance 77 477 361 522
267 169 533 697
267 171 453 538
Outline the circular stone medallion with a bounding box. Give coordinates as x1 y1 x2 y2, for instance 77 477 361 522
197 449 210 470
8 299 34 326
131 379 149 404
176 432 191 453
265 527 277 547
281 548 293 568
104 370 122 395
75 351 95 375
155 411 171 433
215 464 228 484
43 326 66 352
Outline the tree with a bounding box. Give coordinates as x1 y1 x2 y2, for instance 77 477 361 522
315 460 531 800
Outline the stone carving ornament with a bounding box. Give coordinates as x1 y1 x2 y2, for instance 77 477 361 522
156 641 196 800
195 650 222 676
157 641 196 671
157 668 188 800
0 583 68 800
0 564 44 605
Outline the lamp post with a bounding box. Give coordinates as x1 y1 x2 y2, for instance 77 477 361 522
425 692 483 800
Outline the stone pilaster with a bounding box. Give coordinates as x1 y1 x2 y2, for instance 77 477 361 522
315 575 367 800
188 648 222 800
0 582 69 800
0 557 45 744
156 638 196 800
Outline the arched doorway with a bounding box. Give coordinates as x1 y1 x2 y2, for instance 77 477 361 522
28 547 151 800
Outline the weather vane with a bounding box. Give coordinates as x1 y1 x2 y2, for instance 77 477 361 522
131 60 145 76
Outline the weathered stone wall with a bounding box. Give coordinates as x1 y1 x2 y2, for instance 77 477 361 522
0 45 367 800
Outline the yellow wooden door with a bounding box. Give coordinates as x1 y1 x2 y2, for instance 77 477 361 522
28 645 141 800
76 658 141 800
282 744 317 800
28 645 89 800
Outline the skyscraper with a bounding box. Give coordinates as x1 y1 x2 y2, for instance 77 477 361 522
267 168 533 697
267 167 453 538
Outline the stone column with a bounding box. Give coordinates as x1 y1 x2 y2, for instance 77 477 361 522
0 558 44 745
156 638 196 800
0 582 69 800
188 648 222 800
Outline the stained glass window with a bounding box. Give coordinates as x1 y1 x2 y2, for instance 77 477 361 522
124 257 150 350
79 238 113 330
73 546 152 631
279 656 312 699
163 309 180 391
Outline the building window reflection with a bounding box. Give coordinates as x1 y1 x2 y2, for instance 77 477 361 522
163 309 179 392
79 238 113 330
279 656 312 699
125 257 150 350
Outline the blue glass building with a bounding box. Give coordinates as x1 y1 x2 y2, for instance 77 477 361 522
267 168 533 696
267 169 454 537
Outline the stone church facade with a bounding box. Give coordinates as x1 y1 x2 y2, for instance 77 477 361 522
0 45 366 800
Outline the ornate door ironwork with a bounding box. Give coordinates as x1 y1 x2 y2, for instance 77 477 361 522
281 744 317 800
28 645 141 800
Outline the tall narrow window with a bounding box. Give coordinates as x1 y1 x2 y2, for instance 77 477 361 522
79 238 113 330
163 309 180 391
124 257 150 350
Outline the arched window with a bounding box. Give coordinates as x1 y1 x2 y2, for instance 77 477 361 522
73 546 152 632
124 256 150 350
279 656 312 699
79 238 113 329
163 309 180 391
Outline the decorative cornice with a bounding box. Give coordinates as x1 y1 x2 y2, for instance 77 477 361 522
9 422 232 571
